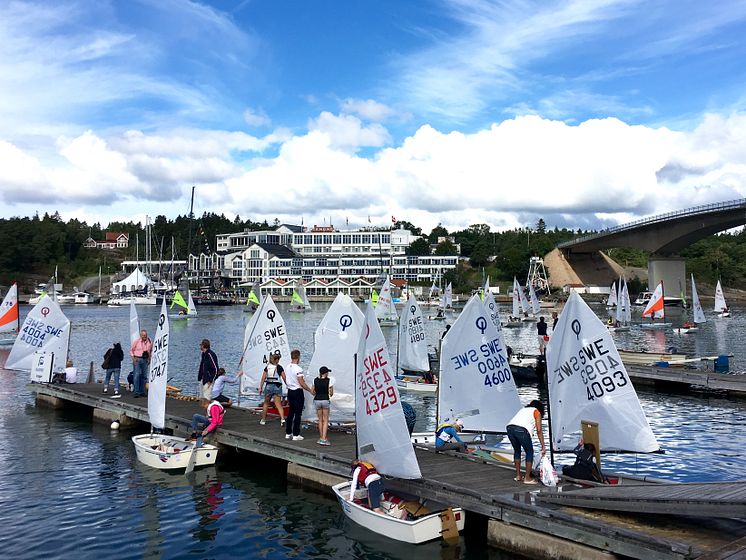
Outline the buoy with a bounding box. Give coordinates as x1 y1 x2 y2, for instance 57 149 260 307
110 421 120 430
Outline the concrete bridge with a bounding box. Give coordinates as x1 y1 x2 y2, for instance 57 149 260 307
548 198 746 292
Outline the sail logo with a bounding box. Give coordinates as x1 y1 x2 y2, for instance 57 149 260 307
475 317 487 334
339 314 352 331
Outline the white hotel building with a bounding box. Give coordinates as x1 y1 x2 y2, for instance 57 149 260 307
210 224 459 297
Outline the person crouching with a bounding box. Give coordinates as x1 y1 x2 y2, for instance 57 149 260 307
349 459 384 513
435 418 467 452
186 398 225 448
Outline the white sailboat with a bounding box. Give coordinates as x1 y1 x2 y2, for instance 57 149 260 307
239 295 291 397
608 277 631 332
331 303 465 544
504 280 522 328
396 295 435 394
714 280 729 317
546 291 659 453
437 295 521 434
606 281 618 308
527 281 541 316
375 276 398 327
0 283 20 346
640 281 670 329
6 294 70 372
132 300 218 470
441 282 453 310
303 293 365 422
674 275 706 334
129 298 140 347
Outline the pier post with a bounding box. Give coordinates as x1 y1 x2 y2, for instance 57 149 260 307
287 463 346 492
36 393 67 409
486 519 614 560
92 407 137 427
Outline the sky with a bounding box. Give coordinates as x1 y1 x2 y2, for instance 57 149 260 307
2 0 746 235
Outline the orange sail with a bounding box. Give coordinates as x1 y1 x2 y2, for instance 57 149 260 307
641 281 665 319
0 283 19 332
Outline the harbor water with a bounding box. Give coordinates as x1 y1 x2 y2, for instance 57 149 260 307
1 300 745 558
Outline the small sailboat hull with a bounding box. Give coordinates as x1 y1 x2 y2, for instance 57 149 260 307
673 327 698 335
378 319 398 327
638 322 672 330
132 434 218 470
396 377 438 393
332 482 465 544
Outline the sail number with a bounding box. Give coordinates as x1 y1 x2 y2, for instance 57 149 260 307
554 337 629 401
408 317 425 343
360 347 398 415
20 319 64 347
450 338 512 388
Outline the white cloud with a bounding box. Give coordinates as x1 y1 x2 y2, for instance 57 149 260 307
243 108 271 127
307 112 392 152
340 98 396 122
2 112 746 233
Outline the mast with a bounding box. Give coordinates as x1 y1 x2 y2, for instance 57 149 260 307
187 185 195 288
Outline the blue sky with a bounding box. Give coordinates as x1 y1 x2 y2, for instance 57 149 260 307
1 0 746 233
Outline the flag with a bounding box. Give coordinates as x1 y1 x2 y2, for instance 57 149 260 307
368 216 371 223
346 217 349 226
392 216 397 224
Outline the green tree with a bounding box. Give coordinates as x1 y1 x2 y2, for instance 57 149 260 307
395 220 422 236
428 225 449 244
434 240 458 255
406 237 431 256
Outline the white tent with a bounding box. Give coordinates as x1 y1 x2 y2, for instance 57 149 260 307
112 267 154 294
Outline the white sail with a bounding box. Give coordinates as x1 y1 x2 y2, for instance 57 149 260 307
129 298 140 346
621 278 632 323
147 300 169 430
483 291 505 349
606 281 618 308
304 293 365 422
546 291 658 452
714 280 727 313
239 295 291 394
187 291 197 316
6 294 70 371
691 275 706 324
512 278 521 317
0 283 19 333
513 277 530 315
397 294 429 372
642 281 665 320
482 277 490 301
356 303 421 479
442 283 453 309
375 276 398 322
428 272 440 298
615 278 627 324
528 281 541 315
438 295 521 432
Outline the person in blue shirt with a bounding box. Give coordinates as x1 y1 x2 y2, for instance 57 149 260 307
435 418 467 452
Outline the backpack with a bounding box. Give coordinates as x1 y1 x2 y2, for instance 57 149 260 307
101 348 112 370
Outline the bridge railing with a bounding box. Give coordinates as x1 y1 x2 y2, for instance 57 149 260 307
557 198 746 248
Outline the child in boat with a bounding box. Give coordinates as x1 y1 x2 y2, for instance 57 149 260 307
211 367 242 407
349 460 384 513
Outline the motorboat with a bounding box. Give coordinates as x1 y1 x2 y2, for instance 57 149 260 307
73 291 95 304
108 293 158 306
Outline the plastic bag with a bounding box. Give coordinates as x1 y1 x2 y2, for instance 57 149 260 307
540 456 558 487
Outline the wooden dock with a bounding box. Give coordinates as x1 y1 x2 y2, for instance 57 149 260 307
31 382 746 560
625 364 746 396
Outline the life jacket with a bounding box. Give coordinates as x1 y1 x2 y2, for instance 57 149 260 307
352 460 377 482
436 422 457 442
207 401 225 427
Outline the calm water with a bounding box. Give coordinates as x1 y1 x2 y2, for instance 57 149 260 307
1 300 745 558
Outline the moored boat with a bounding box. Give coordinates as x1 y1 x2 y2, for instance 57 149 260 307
131 434 218 470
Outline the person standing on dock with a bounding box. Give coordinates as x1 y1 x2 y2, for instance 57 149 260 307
197 339 219 399
537 316 548 355
551 312 559 331
284 349 312 441
130 330 152 398
313 366 334 445
102 342 125 398
506 400 546 484
259 352 286 426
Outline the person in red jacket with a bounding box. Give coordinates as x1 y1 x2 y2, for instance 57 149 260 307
187 399 225 448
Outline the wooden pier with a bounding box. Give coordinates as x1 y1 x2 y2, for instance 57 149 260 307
625 364 746 396
32 382 746 560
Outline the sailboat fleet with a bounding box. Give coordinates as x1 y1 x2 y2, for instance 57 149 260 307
2 270 739 544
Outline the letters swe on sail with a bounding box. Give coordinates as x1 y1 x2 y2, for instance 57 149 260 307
360 347 398 416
